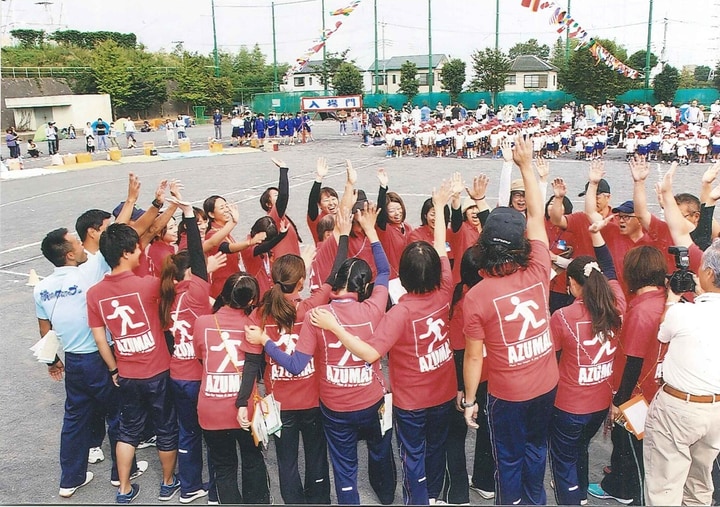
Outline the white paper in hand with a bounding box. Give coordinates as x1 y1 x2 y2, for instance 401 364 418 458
32 330 60 363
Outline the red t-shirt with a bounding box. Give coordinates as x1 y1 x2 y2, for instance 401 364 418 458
240 245 273 298
644 214 681 273
245 285 333 410
463 240 559 402
449 291 488 383
133 248 154 277
307 210 329 245
611 288 667 401
408 224 434 245
563 212 618 259
365 257 456 410
546 219 576 295
603 220 659 295
87 271 170 379
309 234 377 291
147 241 176 278
193 307 255 431
168 275 212 381
205 226 241 298
268 206 301 259
376 222 413 279
551 280 627 414
296 288 388 412
449 222 480 284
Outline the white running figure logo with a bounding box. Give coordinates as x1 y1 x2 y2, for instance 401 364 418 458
209 331 243 371
277 332 299 354
582 333 617 364
169 292 191 346
328 339 361 366
504 296 546 342
418 317 447 354
107 299 144 336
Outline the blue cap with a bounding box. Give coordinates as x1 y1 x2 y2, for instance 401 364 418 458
612 200 635 214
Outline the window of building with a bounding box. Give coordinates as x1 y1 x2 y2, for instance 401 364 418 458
524 74 548 89
506 74 516 85
294 76 305 87
418 73 429 86
374 74 386 86
309 77 313 85
392 74 397 84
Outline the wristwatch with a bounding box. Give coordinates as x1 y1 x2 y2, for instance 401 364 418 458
461 397 477 408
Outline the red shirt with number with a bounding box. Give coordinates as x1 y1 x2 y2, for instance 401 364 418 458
364 257 456 411
296 287 388 412
168 274 212 381
87 271 170 379
551 280 626 414
194 307 255 430
463 240 558 402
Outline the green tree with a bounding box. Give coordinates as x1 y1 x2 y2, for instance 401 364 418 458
310 49 353 91
10 29 45 47
440 58 466 104
714 61 720 92
549 36 566 70
626 50 658 89
124 62 168 117
332 62 363 96
173 53 233 113
678 68 697 89
559 39 633 104
694 65 711 82
91 40 133 116
468 48 511 104
508 38 550 60
653 65 680 103
398 60 419 102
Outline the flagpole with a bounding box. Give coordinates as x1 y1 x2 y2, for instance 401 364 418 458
644 0 653 98
428 0 433 94
374 0 379 94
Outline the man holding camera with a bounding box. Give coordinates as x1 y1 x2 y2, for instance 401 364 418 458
642 239 720 506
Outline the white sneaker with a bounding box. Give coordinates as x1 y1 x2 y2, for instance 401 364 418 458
468 476 495 499
59 471 93 498
179 489 208 504
111 460 148 487
88 446 105 464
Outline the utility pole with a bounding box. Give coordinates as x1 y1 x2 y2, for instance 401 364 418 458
659 16 668 70
211 0 219 77
374 0 379 94
428 0 433 94
564 0 571 64
494 0 499 51
381 22 387 93
272 2 278 91
644 0 653 97
322 0 328 94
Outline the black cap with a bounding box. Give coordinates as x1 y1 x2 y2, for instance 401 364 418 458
578 178 611 197
351 189 368 214
481 207 526 249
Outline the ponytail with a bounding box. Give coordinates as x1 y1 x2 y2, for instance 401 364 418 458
159 251 190 329
258 254 306 333
567 256 622 340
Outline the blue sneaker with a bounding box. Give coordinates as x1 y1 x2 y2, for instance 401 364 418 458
158 475 181 501
587 483 632 505
116 484 140 504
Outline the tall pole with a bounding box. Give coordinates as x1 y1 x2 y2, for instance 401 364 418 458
644 0 653 98
211 0 219 77
428 0 433 94
494 0 499 50
374 0 379 94
564 0 571 64
272 2 278 91
322 0 328 94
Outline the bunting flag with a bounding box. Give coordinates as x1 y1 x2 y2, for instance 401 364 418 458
284 1 362 83
520 0 643 79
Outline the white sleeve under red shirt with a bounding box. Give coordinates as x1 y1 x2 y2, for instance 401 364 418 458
296 286 389 412
87 271 170 379
169 274 213 381
268 205 301 258
365 257 456 411
463 240 559 402
193 307 256 431
551 280 626 414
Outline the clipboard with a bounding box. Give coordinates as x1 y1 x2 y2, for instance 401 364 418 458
618 394 649 439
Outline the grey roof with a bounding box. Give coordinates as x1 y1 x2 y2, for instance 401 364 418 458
296 60 363 75
509 55 559 73
367 54 447 72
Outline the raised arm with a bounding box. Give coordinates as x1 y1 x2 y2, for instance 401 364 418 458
497 138 515 207
629 155 652 230
376 168 389 230
307 157 329 221
357 202 390 287
513 135 547 245
115 172 141 225
433 179 453 257
449 172 464 233
339 159 358 213
272 158 289 218
657 163 692 247
549 178 569 229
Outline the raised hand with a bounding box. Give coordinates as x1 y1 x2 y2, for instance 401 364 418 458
335 206 353 236
511 134 533 170
357 202 380 233
552 177 567 199
588 160 605 185
701 161 720 185
271 157 287 169
467 174 489 200
227 203 239 224
154 179 168 204
432 179 453 208
628 155 649 182
377 167 389 188
316 156 329 179
126 172 141 203
535 156 549 182
346 159 357 186
501 138 514 162
450 171 465 196
588 214 615 233
206 252 228 274
659 162 678 194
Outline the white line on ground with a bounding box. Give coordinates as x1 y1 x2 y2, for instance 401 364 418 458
0 241 42 255
0 269 42 279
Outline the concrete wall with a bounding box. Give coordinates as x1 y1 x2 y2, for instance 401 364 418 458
5 94 112 132
1 78 73 130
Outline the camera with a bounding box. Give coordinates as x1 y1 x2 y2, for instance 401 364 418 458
667 246 696 294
